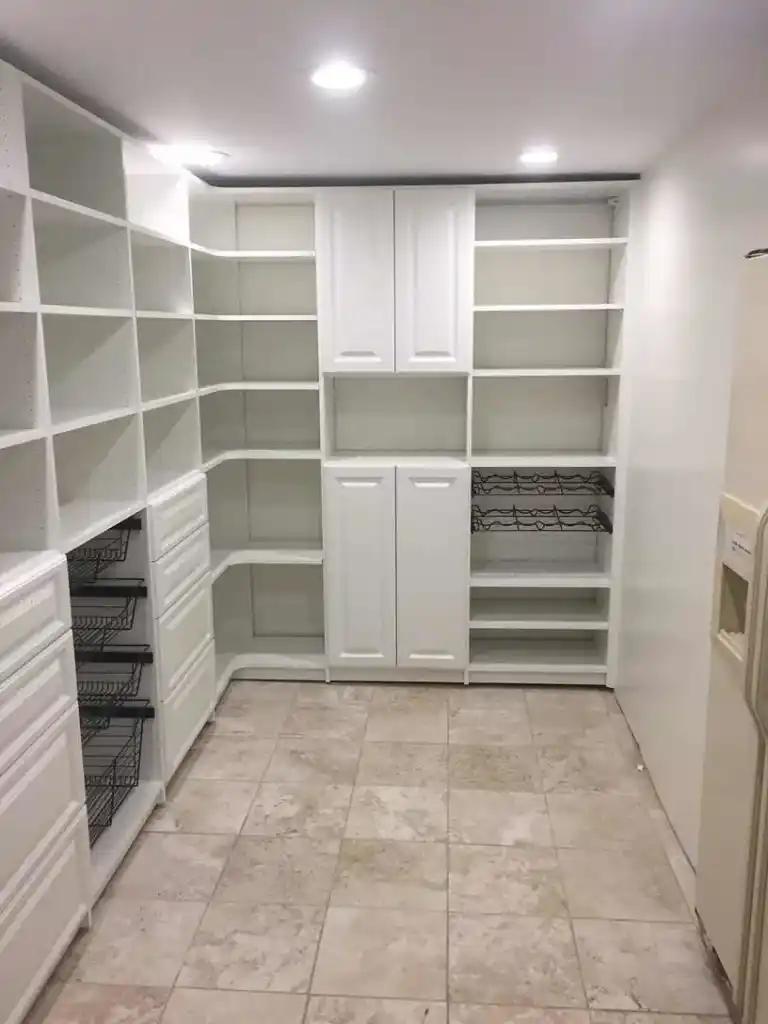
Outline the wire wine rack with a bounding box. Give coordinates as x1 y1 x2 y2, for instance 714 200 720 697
67 517 142 583
471 504 613 534
472 470 614 498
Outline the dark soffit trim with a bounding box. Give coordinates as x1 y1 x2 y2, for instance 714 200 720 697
200 172 642 188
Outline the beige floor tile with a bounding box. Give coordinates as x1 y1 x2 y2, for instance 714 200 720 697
178 902 324 992
213 835 340 905
451 1008 590 1023
307 996 447 1023
184 734 276 781
366 707 448 743
449 745 541 792
449 708 532 747
331 838 447 910
144 779 258 834
590 1015 729 1024
346 785 447 841
214 683 294 737
313 907 447 999
559 848 690 922
242 782 353 838
357 741 448 787
265 736 362 784
449 790 553 846
72 899 206 986
107 833 234 902
161 988 306 1024
281 705 369 741
546 793 665 850
449 915 585 1008
525 689 617 748
296 683 375 707
449 687 528 711
537 744 645 795
371 686 450 710
28 983 169 1024
573 920 728 1013
449 845 567 916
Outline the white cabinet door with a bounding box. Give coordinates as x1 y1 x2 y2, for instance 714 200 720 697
396 464 470 667
395 187 475 373
316 188 395 373
323 464 396 666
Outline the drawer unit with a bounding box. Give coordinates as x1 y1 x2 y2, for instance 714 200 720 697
0 708 84 912
151 524 210 617
161 641 215 782
0 554 71 686
156 575 213 700
0 633 77 778
0 814 89 1024
147 473 208 562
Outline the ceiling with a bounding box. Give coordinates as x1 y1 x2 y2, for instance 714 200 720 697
2 0 768 181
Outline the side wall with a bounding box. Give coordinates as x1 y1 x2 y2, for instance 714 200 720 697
617 79 768 863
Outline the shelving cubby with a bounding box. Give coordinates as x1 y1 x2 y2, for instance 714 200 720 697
22 82 127 219
200 388 321 466
137 317 196 405
196 319 319 389
468 631 608 679
0 188 37 307
0 312 43 446
43 313 138 429
131 230 192 315
0 439 54 575
33 199 132 311
143 398 201 496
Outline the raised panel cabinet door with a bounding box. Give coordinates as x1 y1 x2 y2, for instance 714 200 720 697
315 188 395 372
396 464 470 667
323 464 396 666
395 187 475 372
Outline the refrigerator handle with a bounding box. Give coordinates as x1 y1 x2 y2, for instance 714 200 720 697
745 504 768 732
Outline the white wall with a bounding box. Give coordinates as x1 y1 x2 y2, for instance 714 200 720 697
617 76 768 864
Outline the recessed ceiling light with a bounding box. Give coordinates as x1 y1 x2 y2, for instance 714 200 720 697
311 60 367 93
149 144 227 170
519 145 559 168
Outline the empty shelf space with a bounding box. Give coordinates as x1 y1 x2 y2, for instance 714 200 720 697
137 318 196 404
200 382 319 394
131 231 193 314
470 594 609 630
0 189 35 304
192 253 316 317
23 82 127 218
33 199 132 309
144 399 201 496
0 312 41 437
43 314 138 428
0 439 51 558
191 244 314 261
212 543 323 580
469 635 607 673
471 559 612 589
217 636 326 671
196 319 319 388
203 448 322 470
475 245 621 307
475 237 628 250
470 452 616 468
200 388 321 460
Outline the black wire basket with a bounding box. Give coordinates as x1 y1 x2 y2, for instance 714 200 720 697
472 470 614 498
471 503 613 534
75 645 153 707
80 702 154 846
67 517 142 583
70 580 147 649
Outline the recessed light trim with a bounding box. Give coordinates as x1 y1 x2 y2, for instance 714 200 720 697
311 60 367 93
149 144 227 170
519 145 559 168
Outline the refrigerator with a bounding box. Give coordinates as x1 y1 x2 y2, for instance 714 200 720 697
697 248 768 1023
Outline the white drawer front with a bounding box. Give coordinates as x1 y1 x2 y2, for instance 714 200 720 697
0 814 89 1024
162 642 215 783
151 524 210 618
156 576 213 700
0 709 84 910
148 474 208 561
0 559 70 685
0 633 77 778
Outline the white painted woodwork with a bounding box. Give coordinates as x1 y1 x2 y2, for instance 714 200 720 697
396 464 469 667
395 187 474 372
323 463 396 666
161 642 215 782
0 554 70 684
315 188 395 372
155 574 213 700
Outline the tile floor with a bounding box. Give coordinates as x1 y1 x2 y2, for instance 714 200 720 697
28 683 731 1024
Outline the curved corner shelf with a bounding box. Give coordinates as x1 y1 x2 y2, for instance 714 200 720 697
202 448 323 471
191 243 315 262
199 381 319 396
211 542 323 582
194 313 318 322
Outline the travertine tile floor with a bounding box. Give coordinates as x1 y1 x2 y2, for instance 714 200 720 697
29 683 731 1024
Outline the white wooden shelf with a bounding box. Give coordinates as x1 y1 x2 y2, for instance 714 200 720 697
142 391 198 411
475 237 628 250
135 311 193 320
191 243 315 261
58 497 144 554
51 408 136 435
0 427 45 450
216 636 326 672
194 313 318 322
475 303 624 313
40 305 135 317
29 189 126 228
473 368 620 378
90 781 163 902
211 542 323 581
471 559 612 589
470 596 609 631
203 448 322 471
199 381 319 395
470 451 616 468
469 636 607 673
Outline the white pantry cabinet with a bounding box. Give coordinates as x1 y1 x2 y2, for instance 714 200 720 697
323 461 470 669
316 186 474 374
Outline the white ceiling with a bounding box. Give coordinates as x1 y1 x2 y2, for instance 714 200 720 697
3 0 768 180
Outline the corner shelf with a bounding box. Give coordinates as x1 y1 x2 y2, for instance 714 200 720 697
203 448 322 471
199 382 319 395
190 243 315 261
143 397 201 497
131 231 193 315
211 542 323 582
194 313 318 322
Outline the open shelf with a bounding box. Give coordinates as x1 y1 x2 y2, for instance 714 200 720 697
0 312 40 443
200 388 320 461
143 398 201 496
137 317 196 404
123 141 190 243
33 199 132 309
469 634 607 673
23 83 126 218
53 415 142 551
43 314 137 428
475 238 627 250
192 254 316 317
0 189 34 305
326 376 467 458
131 231 192 314
470 590 609 630
470 559 612 589
476 250 618 307
195 319 319 387
211 544 323 581
474 308 622 372
0 440 51 564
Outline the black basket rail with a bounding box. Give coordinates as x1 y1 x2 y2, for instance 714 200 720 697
70 579 147 649
75 645 153 706
67 517 142 583
472 470 614 498
471 504 613 534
